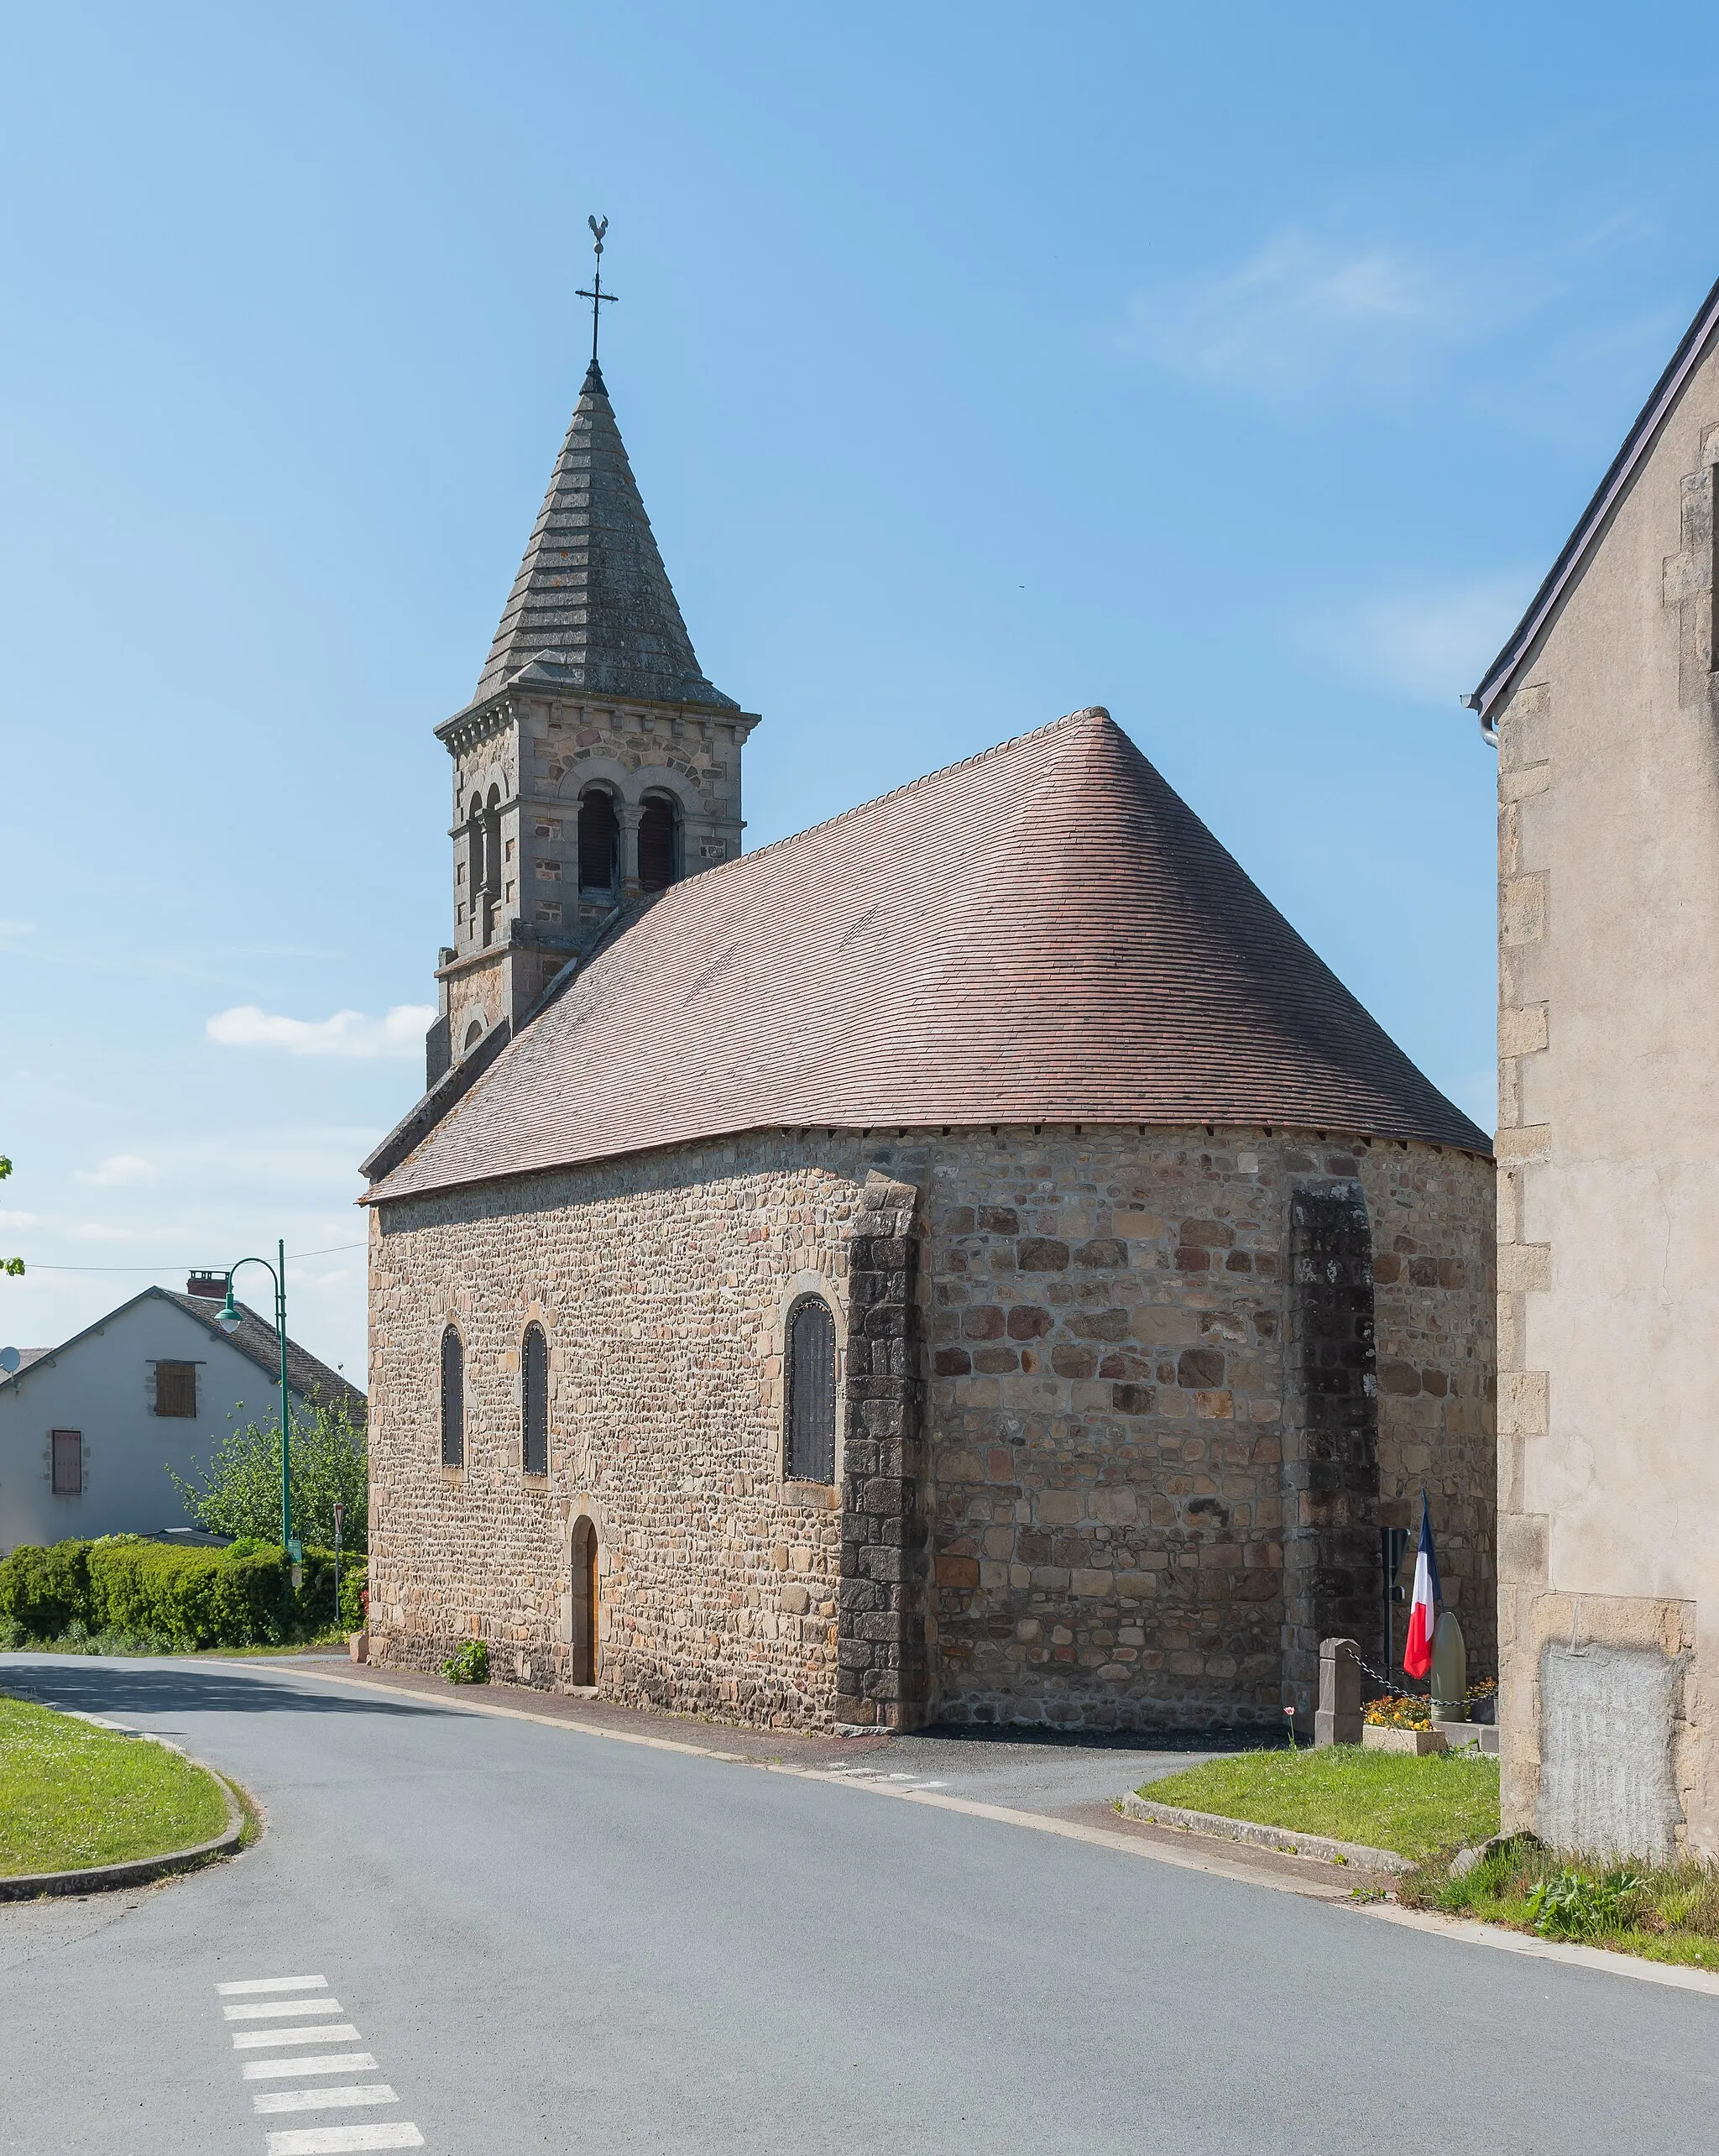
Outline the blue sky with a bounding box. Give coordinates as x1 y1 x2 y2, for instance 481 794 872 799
0 3 1710 1374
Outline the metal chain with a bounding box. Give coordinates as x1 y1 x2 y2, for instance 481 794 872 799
1336 1641 1425 1696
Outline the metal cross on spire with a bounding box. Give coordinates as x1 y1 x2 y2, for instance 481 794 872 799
577 214 618 368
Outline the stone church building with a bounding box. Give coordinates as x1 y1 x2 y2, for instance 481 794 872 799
363 353 1495 1734
1470 269 1719 1860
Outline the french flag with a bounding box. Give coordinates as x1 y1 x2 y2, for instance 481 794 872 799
1403 1498 1441 1681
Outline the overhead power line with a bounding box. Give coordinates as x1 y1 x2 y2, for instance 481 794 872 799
18 1243 367 1274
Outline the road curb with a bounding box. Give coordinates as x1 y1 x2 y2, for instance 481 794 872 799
1355 1899 1719 1998
0 1725 248 1901
1116 1791 1413 1874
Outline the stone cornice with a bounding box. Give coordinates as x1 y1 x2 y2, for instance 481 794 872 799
436 688 762 758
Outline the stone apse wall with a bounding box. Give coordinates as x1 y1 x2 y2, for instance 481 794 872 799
368 1123 1493 1732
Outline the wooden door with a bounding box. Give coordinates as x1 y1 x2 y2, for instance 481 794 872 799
584 1529 599 1686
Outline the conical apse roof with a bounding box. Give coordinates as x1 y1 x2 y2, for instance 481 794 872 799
370 709 1489 1201
474 360 736 709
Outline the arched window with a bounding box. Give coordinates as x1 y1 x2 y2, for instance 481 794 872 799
578 787 619 893
465 795 482 897
521 1322 548 1477
638 792 678 892
483 786 502 896
785 1294 837 1484
463 1018 483 1051
440 1326 464 1469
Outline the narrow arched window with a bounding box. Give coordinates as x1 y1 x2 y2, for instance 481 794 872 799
440 1326 464 1468
521 1322 548 1477
638 792 678 892
483 787 502 896
785 1295 837 1484
578 787 618 892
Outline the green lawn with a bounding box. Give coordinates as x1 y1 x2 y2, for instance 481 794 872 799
0 1694 231 1876
1135 1744 1500 1861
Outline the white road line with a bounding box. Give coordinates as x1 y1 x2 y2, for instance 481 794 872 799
253 2086 399 2115
218 1976 328 1996
244 2056 379 2082
234 2024 363 2050
265 2126 424 2153
225 1999 346 2022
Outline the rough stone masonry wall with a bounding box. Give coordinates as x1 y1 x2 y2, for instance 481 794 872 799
368 1122 1492 1736
368 1142 867 1728
923 1128 1494 1732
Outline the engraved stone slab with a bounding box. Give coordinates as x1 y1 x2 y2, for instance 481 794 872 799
1538 1643 1686 1863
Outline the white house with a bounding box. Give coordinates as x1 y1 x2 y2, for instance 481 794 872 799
0 1274 363 1553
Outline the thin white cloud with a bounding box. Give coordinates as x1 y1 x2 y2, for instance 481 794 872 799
206 1003 436 1060
70 1222 145 1243
1296 573 1536 706
0 918 39 939
0 1209 39 1229
74 1154 159 1189
1127 233 1461 398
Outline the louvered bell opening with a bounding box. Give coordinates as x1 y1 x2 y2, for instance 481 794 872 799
578 788 618 893
638 793 678 892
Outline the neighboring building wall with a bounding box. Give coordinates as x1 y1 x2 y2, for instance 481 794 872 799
368 1122 1493 1734
1493 341 1719 1860
0 1299 319 1552
432 690 758 1070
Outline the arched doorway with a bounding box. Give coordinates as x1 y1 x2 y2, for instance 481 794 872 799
571 1516 599 1687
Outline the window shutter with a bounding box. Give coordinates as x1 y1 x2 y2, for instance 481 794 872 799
154 1362 197 1417
51 1430 82 1496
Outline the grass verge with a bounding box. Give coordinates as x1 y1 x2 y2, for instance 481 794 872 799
1135 1744 1500 1861
1398 1837 1719 1970
0 1694 231 1876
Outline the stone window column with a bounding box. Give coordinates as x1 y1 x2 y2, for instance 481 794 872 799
618 802 644 900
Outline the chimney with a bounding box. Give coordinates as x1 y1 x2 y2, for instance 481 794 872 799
187 1270 227 1303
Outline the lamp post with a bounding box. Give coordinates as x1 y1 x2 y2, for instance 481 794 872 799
216 1240 297 1565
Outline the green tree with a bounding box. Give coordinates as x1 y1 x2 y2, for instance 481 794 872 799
0 1156 24 1275
170 1394 368 1552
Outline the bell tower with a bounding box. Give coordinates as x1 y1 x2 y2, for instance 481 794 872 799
424 224 760 1086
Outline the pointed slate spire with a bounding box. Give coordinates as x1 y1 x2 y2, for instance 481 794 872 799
474 359 736 709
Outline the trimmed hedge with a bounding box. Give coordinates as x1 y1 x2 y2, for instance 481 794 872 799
0 1537 368 1651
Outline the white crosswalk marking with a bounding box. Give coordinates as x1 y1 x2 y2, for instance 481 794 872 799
220 1976 329 1996
253 2085 399 2115
233 2025 363 2050
226 2000 346 2022
244 2056 379 2081
264 2127 425 2153
215 1971 421 2150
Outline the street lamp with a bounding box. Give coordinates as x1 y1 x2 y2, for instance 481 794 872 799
216 1238 298 1566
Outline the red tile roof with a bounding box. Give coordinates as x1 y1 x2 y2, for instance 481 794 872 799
369 709 1488 1203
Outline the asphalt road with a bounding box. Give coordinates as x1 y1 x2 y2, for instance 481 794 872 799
3 1654 1716 2155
